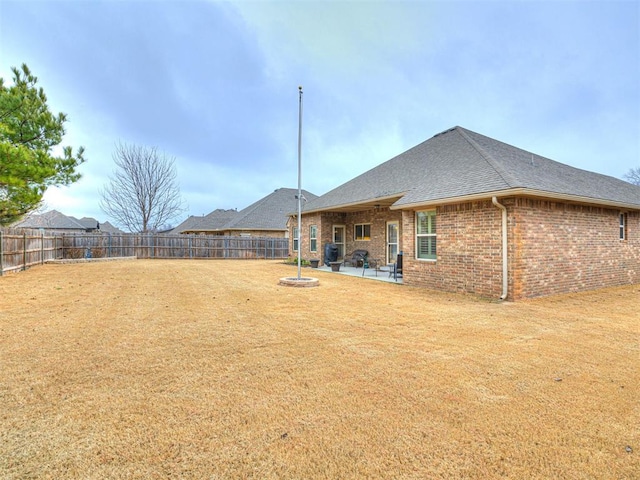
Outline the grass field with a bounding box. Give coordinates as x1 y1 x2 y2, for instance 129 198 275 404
0 259 638 479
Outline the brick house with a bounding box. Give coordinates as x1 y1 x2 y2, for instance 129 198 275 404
289 126 640 300
174 187 318 238
12 209 123 234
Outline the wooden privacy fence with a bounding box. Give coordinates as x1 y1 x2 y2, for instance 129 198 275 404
0 229 289 275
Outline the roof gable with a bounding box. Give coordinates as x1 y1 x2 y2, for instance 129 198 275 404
224 188 318 231
13 210 88 230
172 210 239 233
174 188 318 234
99 221 124 233
71 216 100 229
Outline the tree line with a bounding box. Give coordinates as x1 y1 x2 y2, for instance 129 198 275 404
1 63 184 232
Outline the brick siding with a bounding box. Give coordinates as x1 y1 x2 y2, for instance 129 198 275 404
294 197 639 300
401 200 504 298
512 198 639 299
289 209 402 264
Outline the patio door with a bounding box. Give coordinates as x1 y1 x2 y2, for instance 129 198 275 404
386 221 399 264
333 225 345 259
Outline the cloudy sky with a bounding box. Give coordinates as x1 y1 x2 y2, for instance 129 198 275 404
1 0 638 227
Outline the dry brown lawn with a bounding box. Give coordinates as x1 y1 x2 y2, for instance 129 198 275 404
0 259 638 479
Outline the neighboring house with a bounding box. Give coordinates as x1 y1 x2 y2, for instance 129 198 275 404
12 210 124 233
169 215 204 234
171 209 239 235
290 126 640 300
99 221 124 234
177 188 318 238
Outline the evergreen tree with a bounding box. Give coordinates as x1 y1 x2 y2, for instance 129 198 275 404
0 64 85 225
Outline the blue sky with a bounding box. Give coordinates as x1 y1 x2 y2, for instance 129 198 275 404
1 0 638 227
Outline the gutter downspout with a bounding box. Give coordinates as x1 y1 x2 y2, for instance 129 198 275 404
492 197 508 300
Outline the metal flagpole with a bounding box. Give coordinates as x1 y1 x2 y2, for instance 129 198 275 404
297 86 303 280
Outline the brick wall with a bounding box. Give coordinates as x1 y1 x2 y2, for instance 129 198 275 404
289 212 323 259
343 209 403 263
290 208 402 264
401 197 639 300
402 200 504 298
512 198 639 299
291 198 639 300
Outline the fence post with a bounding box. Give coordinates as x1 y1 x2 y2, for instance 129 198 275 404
0 230 4 276
23 231 27 271
41 231 44 265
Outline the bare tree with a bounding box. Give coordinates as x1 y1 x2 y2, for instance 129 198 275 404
624 167 640 186
100 142 186 233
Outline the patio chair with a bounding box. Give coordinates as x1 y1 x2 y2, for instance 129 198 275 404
393 252 403 281
343 249 368 268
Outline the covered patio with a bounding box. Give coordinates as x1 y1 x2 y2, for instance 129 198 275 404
310 262 403 284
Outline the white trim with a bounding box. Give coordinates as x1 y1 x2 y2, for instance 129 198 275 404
620 213 627 240
292 226 299 252
415 210 436 260
309 224 318 252
354 223 371 241
302 193 406 214
391 188 640 211
492 197 508 301
386 221 399 264
333 224 346 259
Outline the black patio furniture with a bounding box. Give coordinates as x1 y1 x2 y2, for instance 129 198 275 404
393 252 403 281
343 249 368 268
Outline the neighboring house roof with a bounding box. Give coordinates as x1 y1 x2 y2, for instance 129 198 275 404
173 209 240 234
71 216 100 230
12 210 123 232
177 188 318 234
13 210 90 230
223 188 318 231
303 126 640 213
170 215 206 234
200 208 241 230
99 221 124 234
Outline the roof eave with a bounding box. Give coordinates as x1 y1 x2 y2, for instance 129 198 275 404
181 227 286 233
391 188 640 211
301 193 406 214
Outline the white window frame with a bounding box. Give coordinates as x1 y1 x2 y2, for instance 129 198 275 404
309 225 317 252
620 213 627 240
386 221 399 264
333 225 345 259
416 210 436 261
293 226 299 252
354 223 371 241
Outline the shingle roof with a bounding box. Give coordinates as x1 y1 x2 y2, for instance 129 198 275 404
71 216 100 230
302 126 640 212
223 188 318 231
172 209 240 233
99 221 124 234
170 215 206 234
13 210 89 230
13 210 124 232
175 188 319 234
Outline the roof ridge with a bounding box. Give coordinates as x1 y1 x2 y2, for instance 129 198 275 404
54 211 88 229
455 127 519 188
